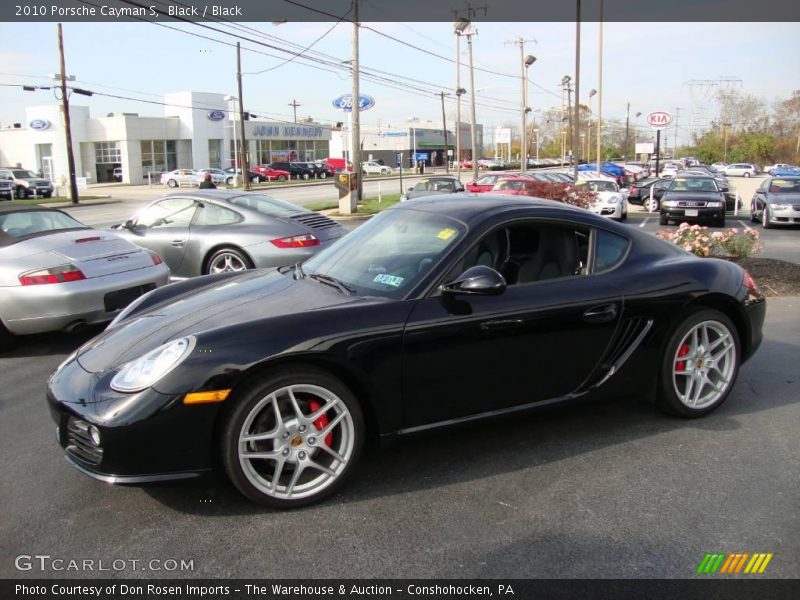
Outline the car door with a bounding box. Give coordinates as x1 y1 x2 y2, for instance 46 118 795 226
123 197 198 274
401 219 623 429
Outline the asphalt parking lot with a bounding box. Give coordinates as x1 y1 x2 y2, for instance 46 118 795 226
2 172 798 580
1 307 798 579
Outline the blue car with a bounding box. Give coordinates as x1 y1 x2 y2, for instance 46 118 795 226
578 162 626 185
770 166 800 177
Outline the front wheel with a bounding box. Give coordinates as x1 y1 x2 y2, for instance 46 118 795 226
277 175 286 182
644 198 659 212
658 309 740 418
221 368 364 508
743 172 751 178
301 173 310 180
319 172 327 179
762 207 771 229
659 214 668 226
167 179 178 188
15 186 28 199
750 202 758 223
226 177 234 185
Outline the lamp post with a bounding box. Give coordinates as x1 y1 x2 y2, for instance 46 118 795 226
408 116 419 170
634 111 642 159
521 54 536 172
223 95 239 186
587 88 597 163
455 18 479 182
534 128 540 161
454 28 462 180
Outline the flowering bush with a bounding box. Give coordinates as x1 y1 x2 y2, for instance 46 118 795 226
497 181 596 209
656 223 762 258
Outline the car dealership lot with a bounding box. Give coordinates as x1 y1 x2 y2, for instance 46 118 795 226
1 297 798 578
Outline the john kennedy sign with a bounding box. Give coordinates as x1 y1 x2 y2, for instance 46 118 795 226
251 124 327 139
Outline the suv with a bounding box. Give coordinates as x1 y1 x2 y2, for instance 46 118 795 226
0 167 54 198
269 162 315 180
722 163 758 178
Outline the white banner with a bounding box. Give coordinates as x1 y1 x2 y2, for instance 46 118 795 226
495 128 511 144
635 143 655 154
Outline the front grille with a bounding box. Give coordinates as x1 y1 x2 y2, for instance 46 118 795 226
289 212 339 230
66 417 103 465
677 201 707 207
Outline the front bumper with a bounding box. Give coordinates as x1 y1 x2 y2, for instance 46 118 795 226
661 207 724 222
1 264 170 335
48 357 220 481
765 207 800 225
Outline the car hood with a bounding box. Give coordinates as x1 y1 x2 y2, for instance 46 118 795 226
20 178 52 185
76 270 376 373
663 191 723 201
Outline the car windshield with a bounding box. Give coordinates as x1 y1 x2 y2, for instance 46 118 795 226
301 208 466 299
586 181 616 192
669 177 718 192
495 180 528 190
229 194 309 216
0 210 87 241
768 178 800 193
12 170 38 178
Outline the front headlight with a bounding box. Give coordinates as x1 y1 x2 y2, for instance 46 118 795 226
110 336 195 392
706 201 723 208
663 200 677 207
771 203 791 210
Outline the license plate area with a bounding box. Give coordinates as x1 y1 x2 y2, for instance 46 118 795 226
104 283 156 312
685 209 699 216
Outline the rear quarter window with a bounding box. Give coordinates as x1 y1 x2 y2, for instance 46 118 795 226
594 229 630 273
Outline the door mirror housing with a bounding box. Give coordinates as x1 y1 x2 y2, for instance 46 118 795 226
407 186 415 191
442 265 507 296
123 219 138 230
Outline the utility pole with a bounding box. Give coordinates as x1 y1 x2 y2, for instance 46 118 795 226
466 29 479 182
57 24 79 204
351 0 361 205
455 31 462 180
573 0 581 180
562 76 573 166
506 38 536 172
673 107 681 159
439 92 451 174
288 99 301 123
595 0 602 173
236 42 249 190
624 101 630 161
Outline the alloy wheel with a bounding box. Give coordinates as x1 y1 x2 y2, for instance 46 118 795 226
672 320 737 410
237 384 355 501
209 252 248 273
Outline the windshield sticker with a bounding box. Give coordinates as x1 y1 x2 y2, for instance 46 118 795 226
437 227 457 241
373 273 404 287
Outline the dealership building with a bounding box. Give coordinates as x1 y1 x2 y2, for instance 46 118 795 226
0 91 331 184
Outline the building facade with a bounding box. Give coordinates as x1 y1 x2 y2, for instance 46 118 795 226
0 91 331 184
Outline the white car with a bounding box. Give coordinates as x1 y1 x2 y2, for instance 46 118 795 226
577 178 627 221
197 168 228 185
361 161 393 176
160 169 202 188
722 163 758 177
660 163 682 179
577 170 617 183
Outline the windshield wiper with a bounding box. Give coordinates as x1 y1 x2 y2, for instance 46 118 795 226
308 272 356 295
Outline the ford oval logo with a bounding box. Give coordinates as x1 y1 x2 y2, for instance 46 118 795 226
29 119 50 131
331 94 376 112
207 110 226 121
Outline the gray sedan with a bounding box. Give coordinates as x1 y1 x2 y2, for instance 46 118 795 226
399 176 466 201
0 206 170 350
111 191 348 278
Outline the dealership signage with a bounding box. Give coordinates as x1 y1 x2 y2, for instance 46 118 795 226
332 94 376 112
29 119 50 130
251 125 325 138
207 110 225 121
646 111 673 130
495 127 511 143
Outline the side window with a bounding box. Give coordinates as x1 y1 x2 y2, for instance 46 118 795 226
136 198 197 228
193 203 242 226
594 229 630 273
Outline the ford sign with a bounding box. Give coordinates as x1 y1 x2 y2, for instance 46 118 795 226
332 94 376 112
207 110 226 121
29 119 50 131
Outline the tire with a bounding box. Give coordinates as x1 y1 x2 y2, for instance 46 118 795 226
762 207 771 229
657 309 740 418
659 214 668 226
277 175 286 182
226 177 234 185
743 172 751 178
0 319 18 353
319 172 327 179
42 192 52 198
750 202 758 223
644 198 659 212
220 367 365 508
381 169 389 175
15 186 28 199
301 173 310 180
251 176 259 184
167 179 178 188
204 247 253 275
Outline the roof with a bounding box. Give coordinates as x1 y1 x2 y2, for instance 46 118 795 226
0 204 66 214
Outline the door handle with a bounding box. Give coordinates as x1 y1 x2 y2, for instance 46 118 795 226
583 304 617 324
170 239 186 247
480 318 524 331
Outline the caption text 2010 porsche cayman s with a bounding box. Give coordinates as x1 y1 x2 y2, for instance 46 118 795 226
48 195 766 507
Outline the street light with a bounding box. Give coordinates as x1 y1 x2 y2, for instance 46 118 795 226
224 95 240 186
408 116 419 170
534 128 540 161
455 18 479 182
587 88 597 162
521 54 536 172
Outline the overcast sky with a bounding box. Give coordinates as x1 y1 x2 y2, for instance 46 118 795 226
1 21 798 147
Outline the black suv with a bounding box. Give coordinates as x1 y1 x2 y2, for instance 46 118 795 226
269 162 315 180
0 167 54 199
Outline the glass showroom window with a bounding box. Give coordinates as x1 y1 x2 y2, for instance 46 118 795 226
95 141 121 164
141 140 178 176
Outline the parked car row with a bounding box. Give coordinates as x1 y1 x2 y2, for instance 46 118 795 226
0 167 55 199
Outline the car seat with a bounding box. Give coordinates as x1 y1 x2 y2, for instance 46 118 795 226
517 228 578 283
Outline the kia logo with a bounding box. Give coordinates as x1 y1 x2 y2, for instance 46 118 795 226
207 110 226 121
332 94 376 112
29 119 50 130
646 111 673 130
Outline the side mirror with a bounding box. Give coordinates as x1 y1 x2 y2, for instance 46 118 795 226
407 186 415 192
442 265 506 296
123 219 137 230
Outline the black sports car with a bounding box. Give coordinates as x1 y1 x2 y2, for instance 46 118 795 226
47 196 765 508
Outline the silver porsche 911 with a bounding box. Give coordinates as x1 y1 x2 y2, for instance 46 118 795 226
0 206 170 350
110 191 347 278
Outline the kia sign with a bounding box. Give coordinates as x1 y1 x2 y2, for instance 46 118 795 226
207 110 226 121
29 119 50 131
646 111 673 130
332 94 376 112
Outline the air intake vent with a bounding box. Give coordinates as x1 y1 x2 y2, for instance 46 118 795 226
289 212 339 230
66 417 103 465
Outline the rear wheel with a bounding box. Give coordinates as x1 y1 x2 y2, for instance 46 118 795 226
167 179 178 188
319 172 327 179
658 309 740 418
0 320 18 353
659 214 668 226
750 202 758 223
277 175 286 182
205 247 253 274
644 198 659 212
301 173 310 180
226 177 234 185
743 172 751 178
221 367 364 508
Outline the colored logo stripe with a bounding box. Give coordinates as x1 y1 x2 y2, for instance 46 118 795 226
697 552 773 574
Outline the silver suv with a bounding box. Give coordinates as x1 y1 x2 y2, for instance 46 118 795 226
0 168 54 199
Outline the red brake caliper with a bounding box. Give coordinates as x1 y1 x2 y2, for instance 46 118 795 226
676 343 690 372
307 400 333 446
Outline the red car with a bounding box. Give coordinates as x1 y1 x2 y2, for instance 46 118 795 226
466 173 518 193
251 165 291 181
490 177 542 195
